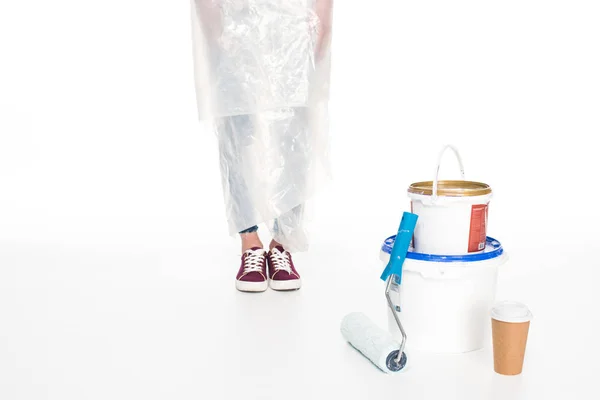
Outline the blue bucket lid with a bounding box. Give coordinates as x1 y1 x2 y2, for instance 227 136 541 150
381 236 504 263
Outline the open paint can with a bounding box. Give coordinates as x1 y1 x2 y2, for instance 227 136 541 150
408 145 492 255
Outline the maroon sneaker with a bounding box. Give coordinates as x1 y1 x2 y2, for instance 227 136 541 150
267 246 301 291
235 247 268 292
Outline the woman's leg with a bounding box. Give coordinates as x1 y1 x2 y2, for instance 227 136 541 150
269 204 305 250
258 106 310 253
239 225 263 252
216 114 266 253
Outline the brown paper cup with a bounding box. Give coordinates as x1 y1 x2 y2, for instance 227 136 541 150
490 301 533 376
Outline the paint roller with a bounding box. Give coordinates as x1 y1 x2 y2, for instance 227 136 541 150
340 212 418 373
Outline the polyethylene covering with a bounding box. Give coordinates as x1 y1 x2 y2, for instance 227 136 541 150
191 0 333 251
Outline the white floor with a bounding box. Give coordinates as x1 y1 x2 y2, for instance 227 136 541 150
1 214 598 400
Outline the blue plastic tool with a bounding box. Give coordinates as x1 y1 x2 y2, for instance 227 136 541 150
380 212 418 283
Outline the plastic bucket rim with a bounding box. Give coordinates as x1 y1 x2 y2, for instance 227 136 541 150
408 180 492 197
408 191 493 202
381 236 504 263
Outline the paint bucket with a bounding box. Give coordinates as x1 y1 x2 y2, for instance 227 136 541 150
408 145 492 255
380 236 508 353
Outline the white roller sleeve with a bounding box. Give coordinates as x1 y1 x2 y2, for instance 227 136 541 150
340 312 400 373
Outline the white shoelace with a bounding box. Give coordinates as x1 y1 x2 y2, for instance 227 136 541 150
269 248 292 274
243 249 265 273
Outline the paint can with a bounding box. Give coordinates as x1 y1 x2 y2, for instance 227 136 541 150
380 236 508 353
408 145 492 255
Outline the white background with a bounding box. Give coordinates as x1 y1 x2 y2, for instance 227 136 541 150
1 1 599 399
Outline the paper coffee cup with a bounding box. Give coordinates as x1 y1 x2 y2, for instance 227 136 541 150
491 301 533 375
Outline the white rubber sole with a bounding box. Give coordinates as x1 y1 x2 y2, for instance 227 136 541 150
269 278 302 291
236 279 268 292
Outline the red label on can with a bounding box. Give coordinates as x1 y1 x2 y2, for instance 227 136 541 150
468 204 488 252
410 201 415 248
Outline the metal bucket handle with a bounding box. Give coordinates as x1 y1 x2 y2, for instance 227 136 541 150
432 145 466 203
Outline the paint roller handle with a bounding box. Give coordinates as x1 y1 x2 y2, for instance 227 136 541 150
380 212 418 282
433 144 466 202
385 274 408 366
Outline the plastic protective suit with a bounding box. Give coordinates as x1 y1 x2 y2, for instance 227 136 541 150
191 0 334 252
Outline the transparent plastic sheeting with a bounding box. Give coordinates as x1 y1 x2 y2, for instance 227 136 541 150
191 0 333 252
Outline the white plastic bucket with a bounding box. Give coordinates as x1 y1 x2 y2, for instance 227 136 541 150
408 145 493 255
380 236 508 353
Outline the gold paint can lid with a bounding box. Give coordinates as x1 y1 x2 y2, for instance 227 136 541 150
408 180 492 197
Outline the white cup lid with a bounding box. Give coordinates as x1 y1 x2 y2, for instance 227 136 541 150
491 301 533 323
